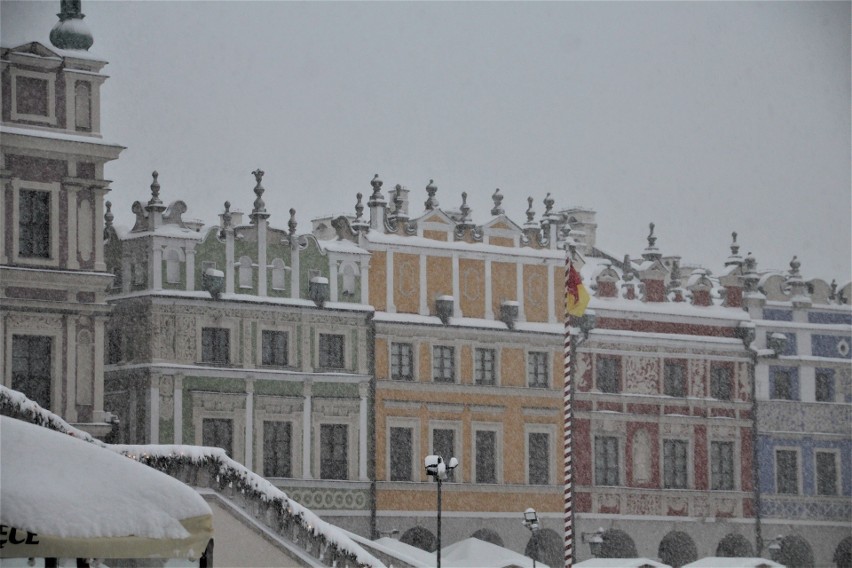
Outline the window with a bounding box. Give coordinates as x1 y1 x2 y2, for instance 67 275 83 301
11 335 52 409
474 348 496 385
319 333 345 369
432 428 456 481
528 432 550 485
320 424 348 480
389 427 413 481
711 366 732 400
19 189 50 258
16 75 49 116
475 430 497 483
775 449 798 494
262 330 288 367
815 371 834 402
595 436 619 486
528 351 549 388
263 421 292 478
710 441 734 490
433 346 455 383
597 357 620 393
271 258 287 290
201 328 230 365
816 451 837 495
202 418 233 457
772 371 793 400
664 361 686 397
391 342 414 380
663 440 688 489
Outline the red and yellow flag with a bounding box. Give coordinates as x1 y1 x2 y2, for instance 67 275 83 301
566 263 590 317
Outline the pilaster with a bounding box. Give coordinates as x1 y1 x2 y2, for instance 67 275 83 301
452 253 461 317
302 380 313 479
330 259 339 303
386 250 396 313
245 379 255 468
149 374 160 444
516 260 525 322
257 219 268 297
174 374 184 444
484 258 494 319
92 316 105 422
358 381 369 481
65 181 80 269
65 316 78 422
225 229 235 294
547 263 556 323
185 248 196 290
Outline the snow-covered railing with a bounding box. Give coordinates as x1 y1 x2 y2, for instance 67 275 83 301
114 445 383 568
0 385 384 568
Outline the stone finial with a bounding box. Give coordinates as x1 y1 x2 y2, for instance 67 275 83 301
50 0 93 51
730 231 740 256
647 222 657 249
830 279 838 301
622 254 634 282
543 193 554 216
354 192 364 220
425 179 438 210
370 174 383 199
491 188 504 216
525 196 536 224
104 200 113 228
744 252 757 274
788 255 801 277
459 192 471 222
393 184 404 215
148 171 162 205
670 259 682 288
251 168 267 215
288 208 297 235
222 201 232 228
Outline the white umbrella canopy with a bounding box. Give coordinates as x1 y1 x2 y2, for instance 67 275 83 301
0 416 213 560
441 537 547 568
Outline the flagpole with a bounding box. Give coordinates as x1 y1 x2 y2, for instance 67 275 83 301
562 251 574 568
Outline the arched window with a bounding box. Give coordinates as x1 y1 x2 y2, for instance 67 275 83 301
271 258 287 291
525 528 562 568
471 528 503 547
716 533 753 557
658 531 698 568
400 526 436 552
239 256 253 289
774 535 815 568
834 536 852 568
342 263 357 297
599 529 638 558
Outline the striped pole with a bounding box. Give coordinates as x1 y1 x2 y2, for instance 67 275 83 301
562 253 574 568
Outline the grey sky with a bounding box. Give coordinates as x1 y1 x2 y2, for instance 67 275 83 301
4 1 850 282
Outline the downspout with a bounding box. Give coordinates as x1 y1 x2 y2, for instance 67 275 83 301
367 310 378 539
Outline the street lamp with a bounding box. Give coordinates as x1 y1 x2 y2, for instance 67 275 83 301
768 535 783 562
522 508 540 568
582 527 605 557
425 454 458 568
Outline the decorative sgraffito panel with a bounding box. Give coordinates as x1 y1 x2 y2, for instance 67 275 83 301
625 356 660 394
175 316 196 363
625 494 661 516
689 359 709 398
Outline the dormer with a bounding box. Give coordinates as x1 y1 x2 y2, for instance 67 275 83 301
417 208 455 242
638 223 668 302
2 2 108 137
686 269 713 307
561 207 597 255
593 260 620 298
482 215 523 248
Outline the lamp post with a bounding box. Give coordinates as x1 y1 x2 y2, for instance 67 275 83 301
522 508 540 568
425 454 458 568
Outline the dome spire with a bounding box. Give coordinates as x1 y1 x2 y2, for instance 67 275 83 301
50 0 94 51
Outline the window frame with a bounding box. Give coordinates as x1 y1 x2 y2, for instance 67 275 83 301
710 364 733 401
775 448 800 495
663 360 687 397
710 440 735 490
390 342 415 381
201 327 231 366
318 333 346 370
527 350 550 388
771 369 795 401
429 421 461 482
596 356 621 394
663 438 689 489
202 417 234 458
815 449 839 496
11 334 53 411
815 370 835 403
11 68 57 125
472 423 502 484
319 423 349 480
387 417 420 482
11 180 60 267
262 420 293 478
432 345 456 383
594 435 620 486
474 347 497 386
525 424 555 485
261 329 289 367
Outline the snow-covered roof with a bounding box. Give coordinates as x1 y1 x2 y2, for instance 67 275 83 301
0 415 212 559
441 537 545 568
681 558 783 568
574 558 671 568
